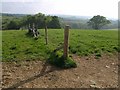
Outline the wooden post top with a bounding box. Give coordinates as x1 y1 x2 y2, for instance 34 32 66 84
65 25 70 27
65 25 70 30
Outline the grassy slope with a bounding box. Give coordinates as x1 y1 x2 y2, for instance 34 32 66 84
2 29 118 62
0 31 2 61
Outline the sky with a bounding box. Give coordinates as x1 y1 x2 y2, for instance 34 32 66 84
2 0 120 19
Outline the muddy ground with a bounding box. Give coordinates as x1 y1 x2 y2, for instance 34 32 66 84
1 53 119 88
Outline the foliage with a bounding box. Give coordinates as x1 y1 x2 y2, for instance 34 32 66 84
48 16 61 29
2 17 22 30
2 13 61 30
87 15 111 29
48 51 77 68
2 29 118 62
2 13 117 30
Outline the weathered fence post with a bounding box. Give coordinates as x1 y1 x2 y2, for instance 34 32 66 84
45 24 48 45
63 25 70 59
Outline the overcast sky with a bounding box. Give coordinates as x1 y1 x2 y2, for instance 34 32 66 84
2 0 119 19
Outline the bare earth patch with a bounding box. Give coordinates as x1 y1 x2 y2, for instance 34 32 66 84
2 53 118 88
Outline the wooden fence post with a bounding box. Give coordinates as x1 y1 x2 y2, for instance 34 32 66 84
45 24 48 45
63 25 70 59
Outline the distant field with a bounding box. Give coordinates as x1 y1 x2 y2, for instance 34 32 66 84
2 29 118 62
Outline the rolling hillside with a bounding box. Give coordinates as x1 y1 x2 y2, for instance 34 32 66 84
2 29 118 62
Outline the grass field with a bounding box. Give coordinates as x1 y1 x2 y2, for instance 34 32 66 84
2 29 119 62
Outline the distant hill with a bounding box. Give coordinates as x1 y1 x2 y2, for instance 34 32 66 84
1 13 117 20
55 14 118 29
57 15 91 19
1 13 32 17
52 14 117 20
1 13 118 29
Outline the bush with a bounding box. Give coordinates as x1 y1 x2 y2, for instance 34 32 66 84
48 51 77 68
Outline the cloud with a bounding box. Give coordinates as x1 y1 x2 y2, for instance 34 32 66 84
2 0 119 19
2 0 38 2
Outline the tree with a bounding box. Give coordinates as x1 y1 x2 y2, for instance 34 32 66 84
48 16 61 29
87 15 111 30
2 13 61 30
34 13 45 28
6 20 20 30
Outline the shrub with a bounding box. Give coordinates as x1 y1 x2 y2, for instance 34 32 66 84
48 51 77 68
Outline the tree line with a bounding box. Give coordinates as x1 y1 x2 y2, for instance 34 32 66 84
2 13 61 30
2 13 113 30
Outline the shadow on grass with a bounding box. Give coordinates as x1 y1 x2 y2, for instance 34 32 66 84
25 32 39 40
25 32 33 38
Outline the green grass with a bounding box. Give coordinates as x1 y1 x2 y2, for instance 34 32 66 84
2 29 118 62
